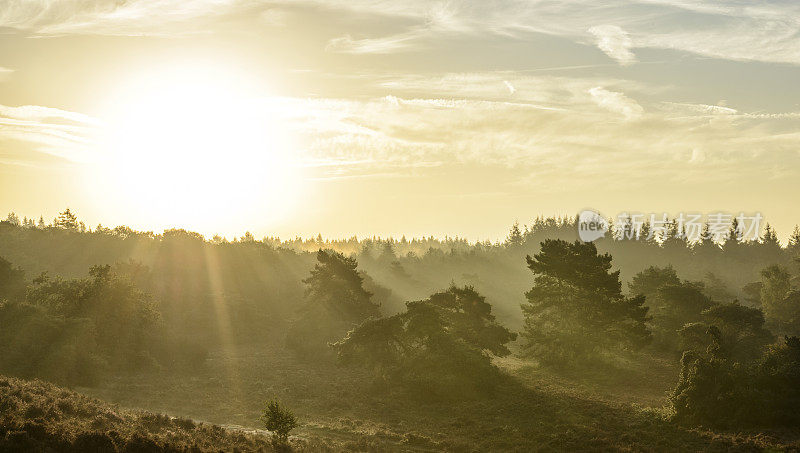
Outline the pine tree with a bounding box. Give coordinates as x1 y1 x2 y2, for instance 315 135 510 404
724 217 740 248
287 250 380 356
506 221 523 247
788 225 800 255
54 208 79 230
700 222 714 247
763 223 779 245
5 212 20 226
520 239 651 363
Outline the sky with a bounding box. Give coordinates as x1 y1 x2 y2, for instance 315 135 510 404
0 0 799 241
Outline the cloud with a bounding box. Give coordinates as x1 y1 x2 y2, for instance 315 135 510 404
326 33 420 54
659 102 738 117
0 104 100 126
0 0 251 36
0 104 98 164
375 72 645 112
588 25 635 65
2 79 797 197
289 1 800 64
588 87 643 120
252 80 800 192
3 1 800 65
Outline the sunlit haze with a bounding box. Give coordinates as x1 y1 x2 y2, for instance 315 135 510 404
2 3 800 450
1 1 799 240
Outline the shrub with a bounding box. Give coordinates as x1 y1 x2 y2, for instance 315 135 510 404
333 286 516 397
670 335 800 428
260 400 297 445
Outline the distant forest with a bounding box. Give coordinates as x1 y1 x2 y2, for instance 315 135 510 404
2 209 798 327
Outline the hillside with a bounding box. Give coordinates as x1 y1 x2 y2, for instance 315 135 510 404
4 346 798 452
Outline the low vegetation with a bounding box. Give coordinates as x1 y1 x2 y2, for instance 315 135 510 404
0 375 281 451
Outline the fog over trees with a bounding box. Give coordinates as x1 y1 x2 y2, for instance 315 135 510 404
1 209 800 449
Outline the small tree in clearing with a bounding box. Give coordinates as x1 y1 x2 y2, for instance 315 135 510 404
261 400 297 445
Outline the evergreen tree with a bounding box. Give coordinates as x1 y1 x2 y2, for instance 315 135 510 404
506 221 523 247
0 256 25 301
54 208 79 230
628 265 680 299
333 285 516 394
724 217 740 250
4 212 20 226
287 250 379 356
520 239 651 363
759 265 800 335
762 223 779 247
787 225 800 253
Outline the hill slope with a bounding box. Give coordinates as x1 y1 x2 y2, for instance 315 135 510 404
0 375 293 452
5 346 799 452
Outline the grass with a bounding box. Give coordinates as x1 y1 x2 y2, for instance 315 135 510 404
0 374 375 451
66 342 800 451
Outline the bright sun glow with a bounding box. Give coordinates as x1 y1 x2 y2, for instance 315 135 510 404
94 62 302 235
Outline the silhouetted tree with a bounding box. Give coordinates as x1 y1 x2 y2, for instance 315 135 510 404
760 265 800 335
287 250 379 356
520 240 651 363
5 212 20 226
649 281 713 351
54 208 79 230
333 285 516 395
0 256 25 301
506 221 524 248
628 265 680 300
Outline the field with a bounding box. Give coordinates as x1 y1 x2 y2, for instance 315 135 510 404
67 342 798 452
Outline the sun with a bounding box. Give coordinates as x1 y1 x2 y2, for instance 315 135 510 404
93 62 302 235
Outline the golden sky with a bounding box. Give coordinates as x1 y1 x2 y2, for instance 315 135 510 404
1 1 799 241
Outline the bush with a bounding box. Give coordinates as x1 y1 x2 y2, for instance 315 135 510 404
669 350 751 428
260 400 297 445
333 286 516 397
670 336 800 428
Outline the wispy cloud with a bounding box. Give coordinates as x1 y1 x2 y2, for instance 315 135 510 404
253 78 800 191
0 104 98 164
588 87 643 120
0 0 256 36
3 0 800 65
588 25 635 66
326 33 420 54
0 104 100 126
